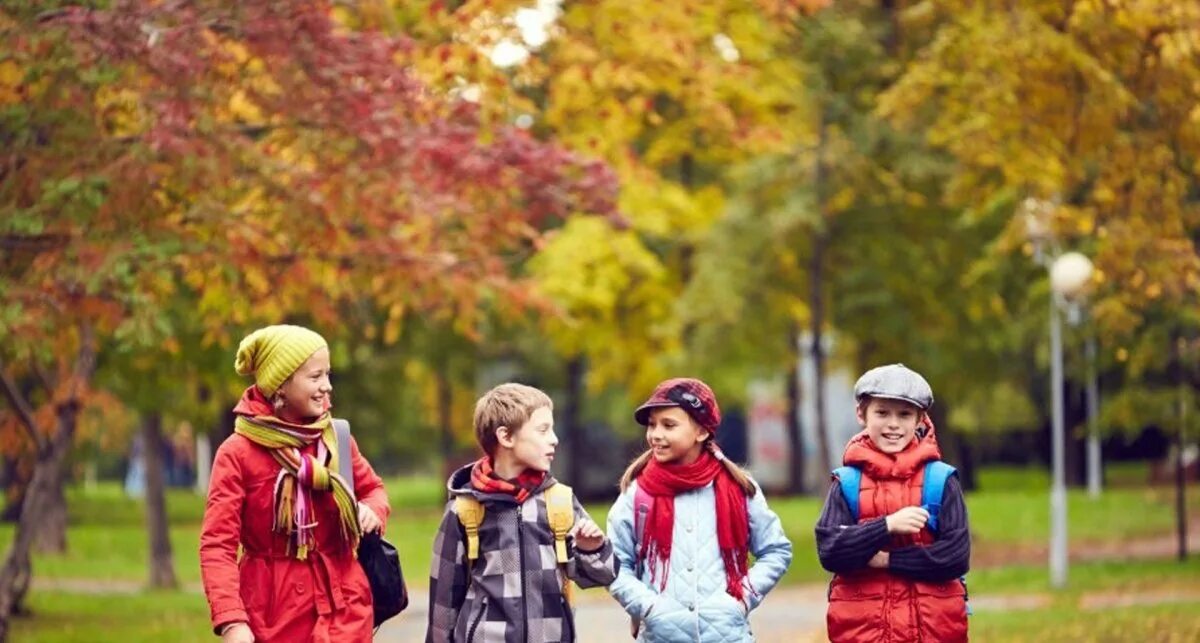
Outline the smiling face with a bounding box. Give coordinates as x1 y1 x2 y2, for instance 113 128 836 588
645 406 709 465
275 347 332 423
857 396 923 455
500 406 558 473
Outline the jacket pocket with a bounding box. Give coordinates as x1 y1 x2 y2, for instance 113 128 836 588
826 580 885 641
466 597 488 642
699 590 750 634
913 581 968 642
641 594 686 642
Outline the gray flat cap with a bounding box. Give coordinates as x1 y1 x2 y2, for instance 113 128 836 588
853 363 934 410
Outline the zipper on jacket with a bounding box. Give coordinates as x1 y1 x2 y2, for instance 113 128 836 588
467 596 487 642
517 503 529 643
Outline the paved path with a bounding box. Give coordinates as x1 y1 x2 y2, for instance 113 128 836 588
376 585 828 642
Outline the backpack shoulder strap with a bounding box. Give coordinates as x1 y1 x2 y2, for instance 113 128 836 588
633 481 652 541
544 483 575 564
543 483 576 606
454 495 486 563
332 418 355 502
921 460 957 534
630 481 652 579
832 466 862 522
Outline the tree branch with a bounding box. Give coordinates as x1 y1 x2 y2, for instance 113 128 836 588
32 362 57 396
0 360 45 449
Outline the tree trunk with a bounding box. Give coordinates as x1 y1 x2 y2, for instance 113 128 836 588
0 411 76 640
563 358 585 491
0 457 28 523
0 326 95 641
1176 336 1189 561
810 244 831 478
142 412 178 589
785 321 807 494
810 114 832 478
31 477 66 554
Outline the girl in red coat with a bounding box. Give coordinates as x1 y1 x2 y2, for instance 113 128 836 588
815 364 971 643
200 325 390 643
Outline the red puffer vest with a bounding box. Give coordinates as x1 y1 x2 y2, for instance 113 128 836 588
826 422 968 643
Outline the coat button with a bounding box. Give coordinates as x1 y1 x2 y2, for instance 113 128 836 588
687 564 694 572
295 583 305 594
687 603 695 611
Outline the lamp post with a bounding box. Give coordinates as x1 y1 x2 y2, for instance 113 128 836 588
1086 333 1101 499
1048 251 1093 588
1022 198 1094 589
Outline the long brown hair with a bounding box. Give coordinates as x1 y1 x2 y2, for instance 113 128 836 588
619 441 757 497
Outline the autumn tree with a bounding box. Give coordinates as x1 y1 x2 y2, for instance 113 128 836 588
0 1 614 635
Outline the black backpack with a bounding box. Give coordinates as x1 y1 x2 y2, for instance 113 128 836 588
334 419 408 628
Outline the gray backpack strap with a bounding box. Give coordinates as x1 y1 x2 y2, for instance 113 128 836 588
333 418 356 502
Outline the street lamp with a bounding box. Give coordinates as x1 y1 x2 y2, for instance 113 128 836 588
1048 251 1092 588
1022 198 1094 589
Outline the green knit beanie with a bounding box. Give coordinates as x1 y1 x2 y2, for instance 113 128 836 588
234 325 328 396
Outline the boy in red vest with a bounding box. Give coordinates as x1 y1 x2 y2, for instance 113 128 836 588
815 363 970 642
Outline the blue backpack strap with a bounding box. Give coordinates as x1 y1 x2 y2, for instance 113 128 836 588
921 460 956 534
832 466 862 522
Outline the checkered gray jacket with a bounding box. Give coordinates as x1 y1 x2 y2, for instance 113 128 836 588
425 465 618 643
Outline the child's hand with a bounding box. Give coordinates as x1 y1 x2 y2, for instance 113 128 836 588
885 506 929 535
221 622 254 643
867 551 890 569
358 502 382 533
570 517 605 552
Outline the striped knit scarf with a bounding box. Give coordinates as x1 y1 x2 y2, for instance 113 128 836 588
469 457 546 503
232 386 360 560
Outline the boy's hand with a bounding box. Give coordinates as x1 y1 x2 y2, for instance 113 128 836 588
885 506 929 535
570 518 605 552
867 551 890 569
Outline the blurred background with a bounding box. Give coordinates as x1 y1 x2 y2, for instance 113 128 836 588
1 0 1198 641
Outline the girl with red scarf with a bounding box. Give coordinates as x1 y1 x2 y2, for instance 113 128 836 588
606 378 793 642
200 325 390 643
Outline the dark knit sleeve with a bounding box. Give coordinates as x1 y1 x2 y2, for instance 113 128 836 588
888 474 971 582
814 482 891 574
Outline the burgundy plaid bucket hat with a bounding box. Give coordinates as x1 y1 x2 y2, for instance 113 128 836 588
634 377 722 430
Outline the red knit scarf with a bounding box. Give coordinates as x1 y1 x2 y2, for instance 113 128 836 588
469 457 547 503
637 450 750 600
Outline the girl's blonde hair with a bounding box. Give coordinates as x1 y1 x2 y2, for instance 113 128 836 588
619 441 757 497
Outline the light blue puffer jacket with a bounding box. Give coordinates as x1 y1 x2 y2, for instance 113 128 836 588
606 478 793 642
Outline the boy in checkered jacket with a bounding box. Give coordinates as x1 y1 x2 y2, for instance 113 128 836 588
425 383 617 643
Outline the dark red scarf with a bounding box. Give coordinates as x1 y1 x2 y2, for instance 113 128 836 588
638 450 749 600
469 457 546 503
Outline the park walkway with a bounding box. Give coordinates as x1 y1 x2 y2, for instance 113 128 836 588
376 584 829 642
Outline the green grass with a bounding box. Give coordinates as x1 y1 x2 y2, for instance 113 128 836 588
970 556 1200 596
969 601 1200 642
9 591 213 643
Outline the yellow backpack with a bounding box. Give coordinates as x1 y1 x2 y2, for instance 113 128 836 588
455 483 576 604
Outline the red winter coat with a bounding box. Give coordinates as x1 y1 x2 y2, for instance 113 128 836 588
200 432 390 642
826 428 968 643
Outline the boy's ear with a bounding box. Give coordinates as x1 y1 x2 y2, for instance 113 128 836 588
495 425 515 449
854 404 868 427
